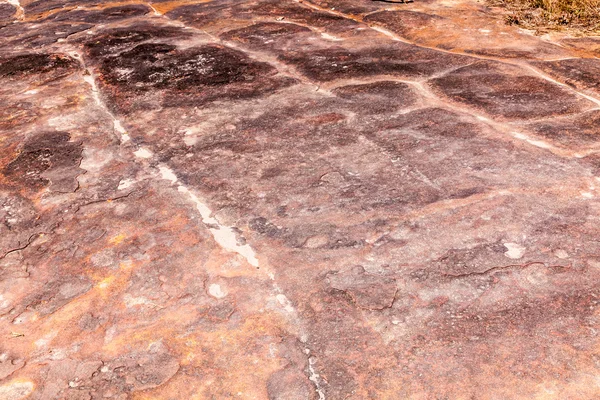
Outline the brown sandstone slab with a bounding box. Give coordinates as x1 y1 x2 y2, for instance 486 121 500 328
42 4 151 23
164 0 360 33
430 61 593 119
279 44 471 81
3 0 600 399
526 110 600 148
82 26 296 114
533 57 600 96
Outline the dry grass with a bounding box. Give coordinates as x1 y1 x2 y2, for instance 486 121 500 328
490 0 600 33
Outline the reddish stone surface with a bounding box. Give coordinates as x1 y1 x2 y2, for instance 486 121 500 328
2 0 600 399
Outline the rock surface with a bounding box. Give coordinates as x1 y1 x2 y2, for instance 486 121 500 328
1 0 600 398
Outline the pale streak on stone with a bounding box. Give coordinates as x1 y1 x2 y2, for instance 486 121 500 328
157 164 260 267
158 162 302 367
276 294 295 314
159 161 303 321
148 3 162 16
511 132 553 150
83 75 101 103
34 330 58 349
113 120 130 143
320 32 343 41
82 71 131 145
308 355 326 400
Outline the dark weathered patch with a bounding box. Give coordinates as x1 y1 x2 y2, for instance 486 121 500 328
267 368 316 400
0 100 37 131
46 4 150 23
25 0 102 14
370 107 479 139
25 276 92 316
0 22 93 50
162 0 242 28
364 10 445 36
302 0 390 14
0 3 16 23
91 42 295 113
220 22 313 50
98 43 270 90
279 44 470 81
166 0 358 32
429 61 590 119
327 266 397 310
463 47 555 59
83 25 188 58
527 109 600 147
560 37 600 57
3 131 83 192
332 81 417 114
0 192 39 234
0 53 77 78
434 241 510 276
426 285 600 344
532 58 600 95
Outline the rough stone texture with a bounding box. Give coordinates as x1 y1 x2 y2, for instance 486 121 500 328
533 58 600 96
2 0 600 399
430 61 593 120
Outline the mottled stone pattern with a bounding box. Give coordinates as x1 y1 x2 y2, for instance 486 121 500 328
1 0 600 399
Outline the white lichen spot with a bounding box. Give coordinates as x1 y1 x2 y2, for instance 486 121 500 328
183 135 198 146
117 178 134 190
123 294 155 308
208 284 226 299
581 191 594 199
133 148 153 159
504 242 526 259
554 249 569 259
